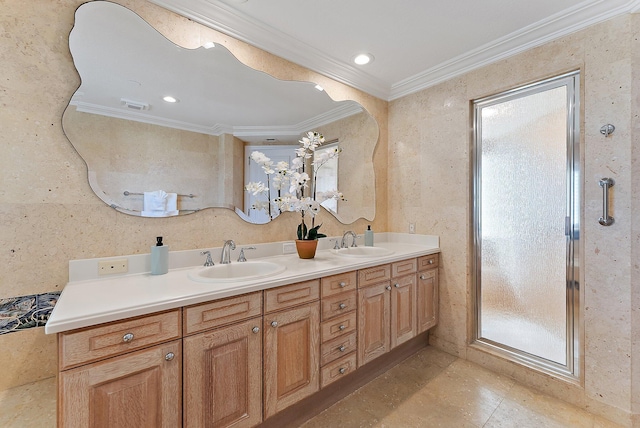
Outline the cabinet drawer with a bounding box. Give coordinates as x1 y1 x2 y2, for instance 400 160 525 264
321 311 356 343
392 258 417 278
59 309 181 370
358 264 391 288
321 271 357 297
320 353 357 388
418 253 439 270
321 331 357 366
265 279 320 313
184 292 262 335
321 291 357 321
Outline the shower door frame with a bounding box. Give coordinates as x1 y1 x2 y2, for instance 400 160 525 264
471 71 581 380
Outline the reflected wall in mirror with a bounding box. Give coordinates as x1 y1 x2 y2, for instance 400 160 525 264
63 1 378 223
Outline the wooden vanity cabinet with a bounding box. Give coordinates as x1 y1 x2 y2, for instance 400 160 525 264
183 292 263 428
57 309 183 427
357 279 391 367
417 254 439 333
390 259 418 348
57 253 439 428
263 281 321 419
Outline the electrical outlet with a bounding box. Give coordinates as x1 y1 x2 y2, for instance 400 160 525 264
283 242 296 254
98 259 129 275
409 223 416 234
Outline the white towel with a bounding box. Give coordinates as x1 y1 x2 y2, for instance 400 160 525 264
142 190 179 217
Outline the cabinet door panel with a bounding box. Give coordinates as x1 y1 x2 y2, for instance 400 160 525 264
264 303 320 418
418 269 439 333
357 281 390 367
59 341 181 428
391 274 417 348
183 317 262 428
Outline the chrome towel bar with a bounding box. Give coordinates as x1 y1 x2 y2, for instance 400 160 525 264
598 178 614 226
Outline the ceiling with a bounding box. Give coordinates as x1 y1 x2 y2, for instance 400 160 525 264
149 0 640 101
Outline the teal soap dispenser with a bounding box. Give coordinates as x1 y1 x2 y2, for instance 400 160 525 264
364 225 374 246
151 236 169 275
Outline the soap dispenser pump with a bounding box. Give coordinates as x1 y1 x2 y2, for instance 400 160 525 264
364 225 374 246
151 236 169 275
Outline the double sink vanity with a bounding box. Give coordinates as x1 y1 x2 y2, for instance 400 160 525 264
46 234 440 427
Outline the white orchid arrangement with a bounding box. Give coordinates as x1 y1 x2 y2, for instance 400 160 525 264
245 131 345 240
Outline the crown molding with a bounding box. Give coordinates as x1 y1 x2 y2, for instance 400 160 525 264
71 99 361 140
149 0 390 99
149 0 639 102
389 0 639 100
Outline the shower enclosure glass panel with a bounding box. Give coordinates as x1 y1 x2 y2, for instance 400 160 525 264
473 72 579 374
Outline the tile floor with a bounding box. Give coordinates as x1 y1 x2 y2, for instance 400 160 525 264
0 347 623 427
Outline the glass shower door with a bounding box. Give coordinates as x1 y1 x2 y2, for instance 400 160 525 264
473 72 580 375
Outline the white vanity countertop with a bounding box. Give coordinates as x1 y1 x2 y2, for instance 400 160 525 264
45 233 439 334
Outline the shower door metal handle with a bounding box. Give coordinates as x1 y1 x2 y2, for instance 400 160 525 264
598 178 614 226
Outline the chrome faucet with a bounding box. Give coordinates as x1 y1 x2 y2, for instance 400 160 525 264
341 231 358 248
200 251 214 266
220 240 236 264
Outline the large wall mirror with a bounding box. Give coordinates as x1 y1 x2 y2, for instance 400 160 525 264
63 1 378 224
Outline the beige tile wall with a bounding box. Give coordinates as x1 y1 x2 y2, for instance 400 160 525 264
389 14 638 427
0 0 388 391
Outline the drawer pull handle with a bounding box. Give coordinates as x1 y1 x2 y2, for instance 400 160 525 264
339 324 346 331
271 321 278 328
420 275 427 280
338 303 347 310
394 283 399 288
165 352 175 361
338 345 346 352
339 367 346 374
429 259 434 264
339 281 347 288
385 285 392 291
252 326 260 334
122 333 134 343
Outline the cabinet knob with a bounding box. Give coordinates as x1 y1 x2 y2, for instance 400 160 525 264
338 345 346 352
165 352 175 361
339 367 346 374
252 326 260 334
385 285 392 291
429 259 434 264
271 321 278 328
394 283 400 288
339 282 347 288
420 274 427 280
338 303 347 310
122 333 134 343
339 324 346 331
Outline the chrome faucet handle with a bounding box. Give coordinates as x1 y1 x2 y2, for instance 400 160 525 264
200 251 214 267
237 247 256 262
351 234 359 247
330 239 341 250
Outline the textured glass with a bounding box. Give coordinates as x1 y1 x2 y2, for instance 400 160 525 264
479 86 568 365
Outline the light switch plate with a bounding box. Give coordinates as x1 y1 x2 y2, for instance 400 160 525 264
98 259 129 275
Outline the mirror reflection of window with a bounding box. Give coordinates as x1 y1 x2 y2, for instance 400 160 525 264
315 141 339 213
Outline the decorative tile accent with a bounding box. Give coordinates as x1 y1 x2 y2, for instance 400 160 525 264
0 292 60 335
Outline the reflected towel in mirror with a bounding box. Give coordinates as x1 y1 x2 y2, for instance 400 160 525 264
142 190 179 217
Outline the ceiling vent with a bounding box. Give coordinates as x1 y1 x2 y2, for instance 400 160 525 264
120 98 149 111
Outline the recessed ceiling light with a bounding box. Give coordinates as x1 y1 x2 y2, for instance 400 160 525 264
163 96 179 103
353 53 374 65
203 42 216 49
314 84 324 92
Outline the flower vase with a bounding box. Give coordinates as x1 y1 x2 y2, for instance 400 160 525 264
295 239 318 259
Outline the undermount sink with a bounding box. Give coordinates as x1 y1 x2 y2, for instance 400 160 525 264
188 261 286 283
331 246 394 258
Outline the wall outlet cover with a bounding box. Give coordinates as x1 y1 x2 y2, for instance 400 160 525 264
98 259 129 275
282 242 296 254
